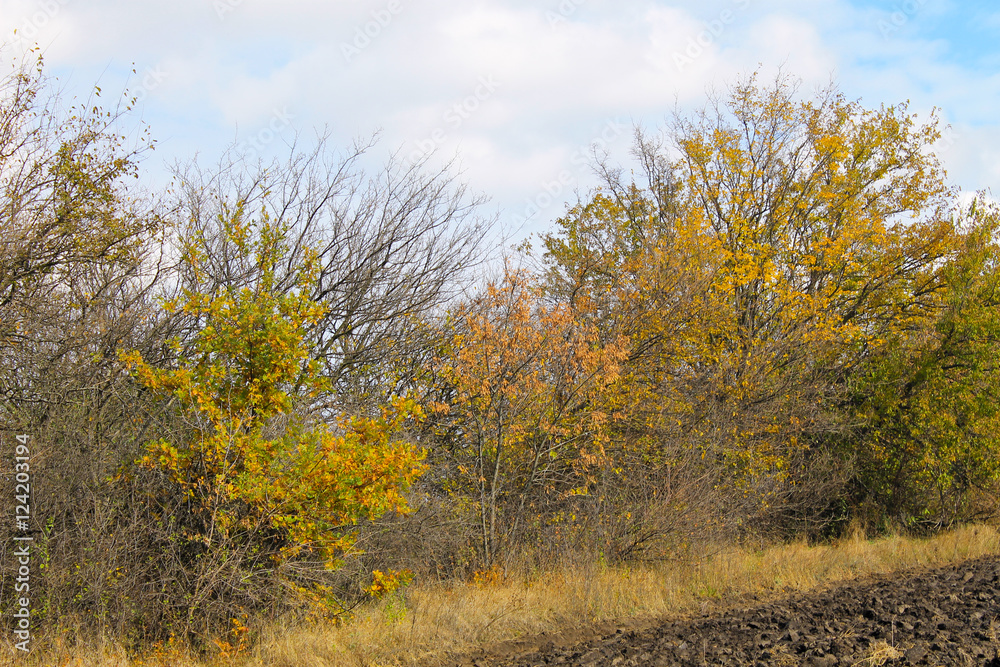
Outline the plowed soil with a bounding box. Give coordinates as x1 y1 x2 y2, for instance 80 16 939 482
450 556 1000 666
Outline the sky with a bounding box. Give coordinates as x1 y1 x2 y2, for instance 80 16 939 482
2 0 999 246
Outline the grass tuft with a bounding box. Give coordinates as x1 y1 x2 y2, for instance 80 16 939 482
853 640 903 666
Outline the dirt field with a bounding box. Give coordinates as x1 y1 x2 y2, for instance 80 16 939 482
449 556 1000 666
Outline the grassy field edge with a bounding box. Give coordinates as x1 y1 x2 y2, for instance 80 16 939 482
11 524 1000 666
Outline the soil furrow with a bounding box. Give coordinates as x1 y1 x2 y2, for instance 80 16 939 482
453 556 1000 666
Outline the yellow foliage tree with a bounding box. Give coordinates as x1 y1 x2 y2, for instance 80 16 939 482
122 204 425 629
542 73 956 535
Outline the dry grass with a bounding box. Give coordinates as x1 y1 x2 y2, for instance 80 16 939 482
3 524 998 667
853 640 904 666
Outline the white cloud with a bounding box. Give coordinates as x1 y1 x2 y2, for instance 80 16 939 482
1 0 997 241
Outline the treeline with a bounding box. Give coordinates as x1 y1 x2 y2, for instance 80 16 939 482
2 53 999 650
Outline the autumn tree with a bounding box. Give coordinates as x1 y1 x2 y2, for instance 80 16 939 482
140 135 495 600
541 73 957 538
122 205 426 636
0 48 161 409
417 266 628 567
0 53 158 316
168 137 492 411
0 46 175 643
848 196 1000 528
